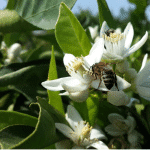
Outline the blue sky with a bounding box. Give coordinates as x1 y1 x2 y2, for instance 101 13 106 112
72 0 135 17
0 0 150 20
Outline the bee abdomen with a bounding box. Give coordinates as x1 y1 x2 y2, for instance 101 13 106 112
102 71 116 90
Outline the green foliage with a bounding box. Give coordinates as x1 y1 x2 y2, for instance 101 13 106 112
55 2 92 57
0 111 37 130
97 101 123 128
0 61 49 102
0 0 150 148
4 33 21 47
7 0 77 30
97 0 115 28
73 92 100 126
47 46 65 115
0 10 40 33
129 0 147 13
0 97 66 149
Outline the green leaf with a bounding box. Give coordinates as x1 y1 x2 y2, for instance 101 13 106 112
73 101 89 122
4 33 21 47
129 0 147 13
47 46 65 115
0 111 37 149
0 10 40 33
97 101 123 128
86 93 100 126
7 0 77 30
0 60 68 102
73 92 100 126
0 125 35 149
0 97 66 149
97 0 115 28
55 2 92 57
0 110 37 131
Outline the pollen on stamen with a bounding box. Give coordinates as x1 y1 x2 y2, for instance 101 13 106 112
72 59 83 71
103 32 125 43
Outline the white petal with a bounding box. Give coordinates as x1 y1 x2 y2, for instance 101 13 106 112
55 123 74 140
108 113 125 124
87 141 109 149
115 75 131 91
66 105 84 133
126 98 140 107
124 31 148 58
84 38 104 66
107 91 130 106
136 86 150 100
8 43 22 57
91 76 130 91
41 77 72 91
91 79 109 91
126 116 136 133
105 124 125 136
115 28 121 33
62 78 89 93
63 53 76 67
102 49 123 60
139 53 148 72
89 25 99 39
100 21 109 37
124 22 134 50
72 145 83 149
136 61 150 85
69 90 89 102
128 130 142 146
55 139 72 149
59 91 69 96
90 125 107 140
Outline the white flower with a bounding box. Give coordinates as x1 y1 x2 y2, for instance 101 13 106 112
105 113 142 148
107 91 140 107
135 54 150 100
105 113 136 136
55 105 108 149
42 38 131 102
42 38 104 102
107 91 130 106
4 43 23 64
100 21 148 61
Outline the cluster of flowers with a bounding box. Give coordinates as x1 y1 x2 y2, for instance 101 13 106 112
42 21 148 148
42 21 148 104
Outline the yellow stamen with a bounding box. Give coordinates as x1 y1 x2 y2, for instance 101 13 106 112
72 59 83 71
81 122 92 139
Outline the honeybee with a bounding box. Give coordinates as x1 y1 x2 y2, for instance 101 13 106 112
91 62 119 91
105 29 115 37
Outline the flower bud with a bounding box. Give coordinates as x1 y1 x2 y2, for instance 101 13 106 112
116 60 129 73
69 90 89 102
107 91 130 106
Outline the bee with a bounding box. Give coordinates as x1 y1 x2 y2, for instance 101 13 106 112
105 29 115 37
91 62 119 91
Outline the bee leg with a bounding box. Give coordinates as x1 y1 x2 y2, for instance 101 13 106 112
114 74 119 91
98 78 102 89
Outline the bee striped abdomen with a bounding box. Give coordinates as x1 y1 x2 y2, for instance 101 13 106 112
102 70 116 90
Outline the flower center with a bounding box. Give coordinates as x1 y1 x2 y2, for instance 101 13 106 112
103 31 124 43
66 57 90 78
72 59 83 72
81 122 92 139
